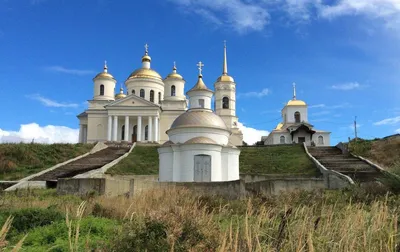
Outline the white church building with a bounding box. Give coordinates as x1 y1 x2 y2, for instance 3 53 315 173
77 44 243 146
262 84 331 146
158 63 240 182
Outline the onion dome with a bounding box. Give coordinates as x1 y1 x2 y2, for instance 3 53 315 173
169 109 228 131
287 83 306 106
115 87 126 99
127 44 162 81
165 62 183 80
94 61 115 80
216 42 234 82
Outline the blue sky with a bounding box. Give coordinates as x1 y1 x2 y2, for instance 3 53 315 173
0 0 399 144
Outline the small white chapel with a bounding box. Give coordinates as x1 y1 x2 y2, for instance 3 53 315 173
262 84 331 146
77 44 243 146
158 62 240 182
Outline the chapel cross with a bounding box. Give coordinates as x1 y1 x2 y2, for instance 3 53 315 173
144 43 149 53
197 61 204 76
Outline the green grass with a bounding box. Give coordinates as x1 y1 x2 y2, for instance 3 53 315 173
239 145 319 176
106 146 159 175
0 143 94 180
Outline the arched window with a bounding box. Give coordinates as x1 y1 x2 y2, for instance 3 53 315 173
145 125 148 140
100 85 104 96
280 136 285 144
171 85 176 96
132 90 135 95
199 99 205 108
222 97 229 109
150 90 154 102
294 111 301 123
140 89 145 98
158 92 161 104
318 136 324 145
121 125 125 141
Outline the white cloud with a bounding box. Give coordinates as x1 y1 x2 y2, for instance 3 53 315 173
238 88 270 98
27 94 79 108
308 104 326 109
0 123 78 144
395 128 400 133
237 122 269 145
45 66 95 76
169 0 270 33
331 82 363 90
374 116 400 125
310 110 330 116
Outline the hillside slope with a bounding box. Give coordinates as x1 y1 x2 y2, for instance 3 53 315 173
0 143 94 180
349 134 400 169
107 144 319 177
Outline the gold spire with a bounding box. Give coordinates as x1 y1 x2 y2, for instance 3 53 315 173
141 43 151 63
188 61 212 92
166 61 183 80
217 41 234 82
287 82 306 106
93 60 114 80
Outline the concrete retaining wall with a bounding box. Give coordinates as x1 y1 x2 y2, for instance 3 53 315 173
245 178 324 196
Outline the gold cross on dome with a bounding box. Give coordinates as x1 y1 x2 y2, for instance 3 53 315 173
144 43 149 53
197 61 204 75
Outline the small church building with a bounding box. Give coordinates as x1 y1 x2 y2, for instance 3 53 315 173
262 84 331 146
158 63 240 182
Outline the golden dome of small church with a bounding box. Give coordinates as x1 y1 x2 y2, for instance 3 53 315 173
77 43 243 146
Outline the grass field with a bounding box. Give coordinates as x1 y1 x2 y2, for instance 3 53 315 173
106 145 159 175
0 143 94 181
239 145 319 176
1 187 399 251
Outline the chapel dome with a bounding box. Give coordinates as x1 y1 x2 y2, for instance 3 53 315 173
184 137 217 144
165 65 183 80
169 109 228 131
287 100 306 106
94 61 115 80
127 68 162 81
115 87 126 99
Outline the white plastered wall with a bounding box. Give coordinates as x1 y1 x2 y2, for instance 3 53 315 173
282 105 308 124
125 78 164 104
87 113 108 143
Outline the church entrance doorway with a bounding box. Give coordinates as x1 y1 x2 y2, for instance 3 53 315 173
132 125 137 143
298 137 306 143
194 155 211 182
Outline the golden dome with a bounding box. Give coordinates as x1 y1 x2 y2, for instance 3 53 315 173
275 123 283 130
94 61 115 80
217 75 234 82
142 54 151 62
187 75 212 93
169 110 228 131
287 100 306 106
115 87 126 99
127 68 162 80
184 137 217 145
165 64 183 80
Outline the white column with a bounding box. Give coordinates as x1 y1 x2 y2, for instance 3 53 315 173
137 116 142 142
107 116 112 141
154 117 159 142
113 115 118 141
148 116 153 142
79 125 83 143
124 116 129 141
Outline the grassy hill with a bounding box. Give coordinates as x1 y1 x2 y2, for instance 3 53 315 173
0 143 94 181
349 134 400 169
107 144 319 176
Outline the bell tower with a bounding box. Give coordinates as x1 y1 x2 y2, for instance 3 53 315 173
214 42 243 146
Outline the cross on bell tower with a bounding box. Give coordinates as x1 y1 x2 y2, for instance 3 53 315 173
197 61 204 76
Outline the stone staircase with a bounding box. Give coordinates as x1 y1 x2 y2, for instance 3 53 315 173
31 145 130 181
308 147 382 183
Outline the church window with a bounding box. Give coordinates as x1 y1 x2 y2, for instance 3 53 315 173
318 136 324 145
145 125 148 140
132 90 135 95
222 97 229 109
171 85 176 96
158 92 161 104
100 85 104 96
280 136 285 144
150 90 155 102
294 112 301 123
140 89 145 98
199 99 205 108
